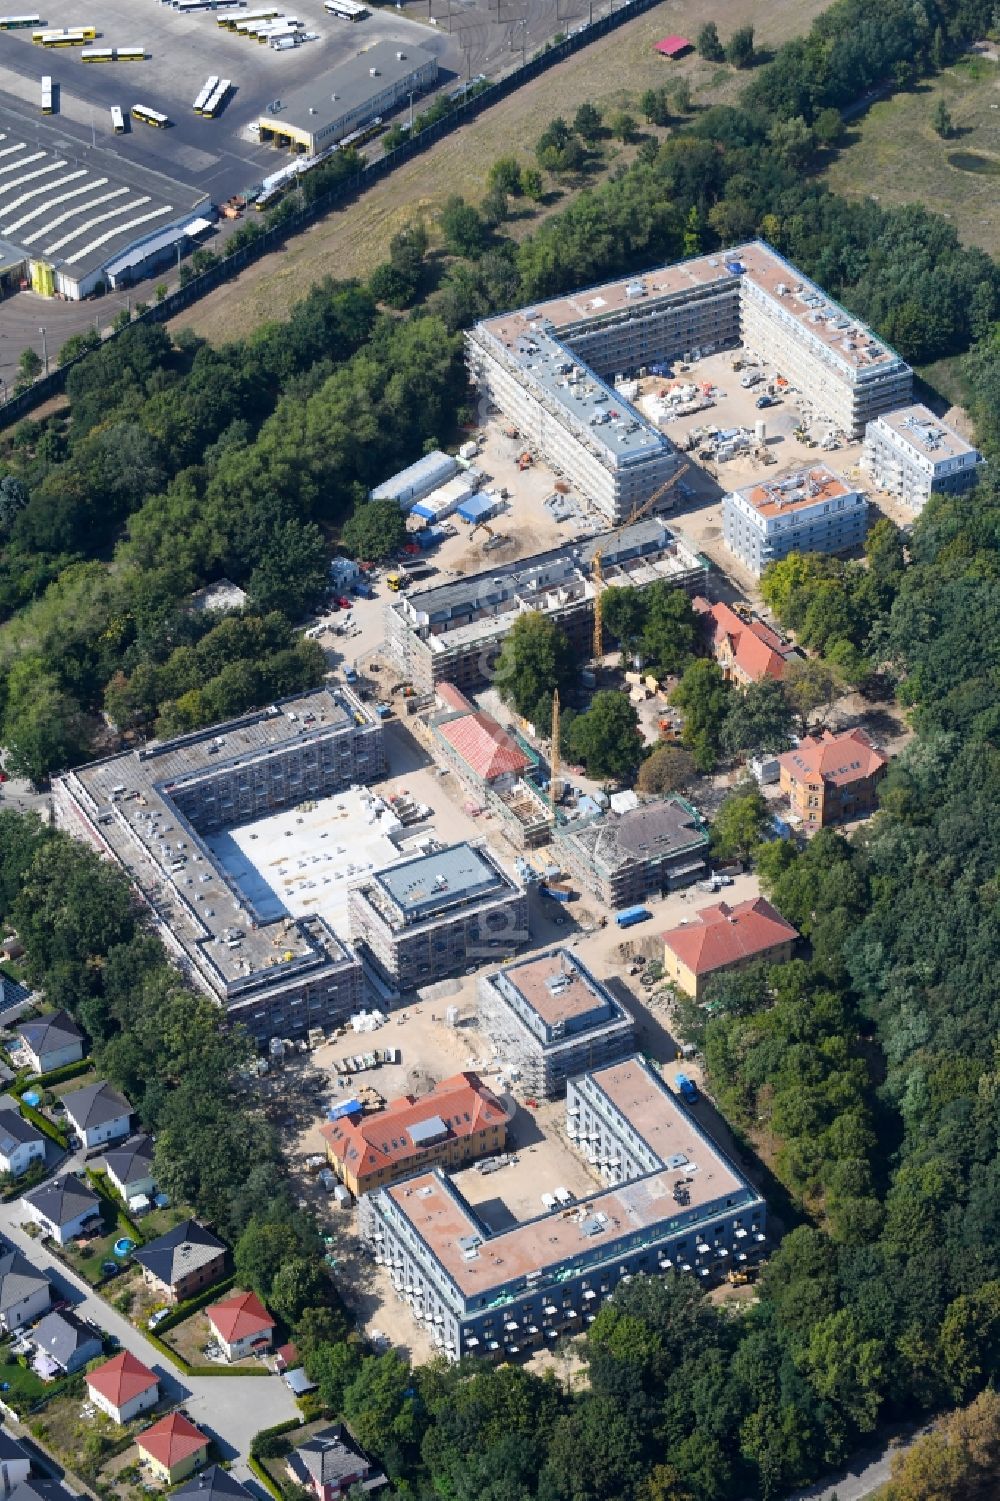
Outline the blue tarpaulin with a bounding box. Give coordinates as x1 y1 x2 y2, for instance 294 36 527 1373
457 491 501 523
328 1098 361 1121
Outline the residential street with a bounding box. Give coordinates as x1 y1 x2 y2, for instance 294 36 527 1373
0 1200 299 1486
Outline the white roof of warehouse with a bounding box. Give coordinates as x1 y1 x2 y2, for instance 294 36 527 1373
0 125 206 283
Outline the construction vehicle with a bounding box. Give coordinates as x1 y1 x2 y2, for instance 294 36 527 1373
386 572 406 592
592 464 690 658
470 521 494 544
727 1267 757 1286
518 451 533 471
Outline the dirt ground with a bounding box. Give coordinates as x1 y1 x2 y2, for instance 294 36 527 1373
169 0 834 344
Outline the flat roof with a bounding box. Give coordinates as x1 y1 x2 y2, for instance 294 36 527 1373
259 39 436 134
0 125 206 282
390 517 705 654
738 464 857 518
61 688 372 997
371 843 513 922
384 1057 756 1298
498 949 619 1029
874 403 980 461
478 240 906 378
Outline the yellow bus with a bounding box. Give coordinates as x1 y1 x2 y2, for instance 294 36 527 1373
41 73 52 112
32 26 97 45
131 103 168 127
115 47 146 61
110 105 125 133
0 15 41 29
80 46 114 61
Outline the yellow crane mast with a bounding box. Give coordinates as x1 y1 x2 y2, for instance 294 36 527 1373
591 463 690 661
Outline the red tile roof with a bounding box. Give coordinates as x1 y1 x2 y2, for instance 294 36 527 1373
87 1351 158 1407
439 711 528 782
436 683 474 714
654 34 693 54
777 728 887 787
663 897 798 976
137 1413 208 1470
694 598 796 682
206 1290 275 1344
322 1072 507 1180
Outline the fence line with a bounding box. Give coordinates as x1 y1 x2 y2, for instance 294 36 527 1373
0 0 663 428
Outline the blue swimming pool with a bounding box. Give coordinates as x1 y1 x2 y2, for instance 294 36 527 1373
114 1237 136 1257
22 1090 40 1107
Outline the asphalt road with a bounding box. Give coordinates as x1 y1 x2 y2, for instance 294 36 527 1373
0 1194 299 1482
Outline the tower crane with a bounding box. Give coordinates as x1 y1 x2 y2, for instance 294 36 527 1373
591 463 690 660
550 688 560 818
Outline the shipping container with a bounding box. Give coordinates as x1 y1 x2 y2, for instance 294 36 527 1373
615 905 651 928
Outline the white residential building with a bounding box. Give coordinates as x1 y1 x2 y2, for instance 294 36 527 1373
723 464 868 577
0 1108 45 1180
62 1081 131 1150
862 404 983 512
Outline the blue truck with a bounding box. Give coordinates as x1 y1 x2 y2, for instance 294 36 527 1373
674 1073 699 1105
615 905 652 929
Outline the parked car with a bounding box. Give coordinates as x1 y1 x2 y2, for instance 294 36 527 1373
147 1309 170 1330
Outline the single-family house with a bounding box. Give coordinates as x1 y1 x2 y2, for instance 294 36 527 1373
662 897 799 1000
173 1467 252 1501
103 1136 155 1205
32 1309 103 1375
16 1013 84 1077
135 1413 209 1485
87 1351 159 1425
0 1429 32 1495
0 1107 45 1180
0 1249 50 1331
777 727 888 832
23 1174 101 1246
132 1220 227 1305
62 1081 131 1151
286 1425 387 1501
205 1290 275 1362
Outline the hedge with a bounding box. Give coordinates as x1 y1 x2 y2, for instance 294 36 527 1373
151 1271 238 1334
250 1417 304 1460
142 1327 271 1378
31 1058 93 1089
14 1098 67 1149
249 1456 283 1501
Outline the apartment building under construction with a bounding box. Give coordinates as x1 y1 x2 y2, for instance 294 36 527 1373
383 518 707 695
723 464 868 577
861 403 983 512
478 948 634 1098
467 240 912 521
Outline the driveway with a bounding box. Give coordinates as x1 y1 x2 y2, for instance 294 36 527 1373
0 1201 299 1483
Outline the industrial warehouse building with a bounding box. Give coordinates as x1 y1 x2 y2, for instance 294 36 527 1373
359 1054 766 1360
478 948 634 1098
556 795 710 908
0 126 209 299
722 463 868 577
258 41 438 153
53 688 385 1042
467 241 912 521
384 518 707 695
861 403 983 513
347 843 527 990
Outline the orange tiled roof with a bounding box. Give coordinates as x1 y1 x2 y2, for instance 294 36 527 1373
439 712 528 782
694 598 795 682
662 897 798 976
136 1413 208 1469
206 1290 275 1344
777 728 887 787
87 1351 157 1407
321 1072 506 1178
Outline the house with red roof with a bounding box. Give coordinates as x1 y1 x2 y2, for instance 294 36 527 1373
693 597 799 687
662 897 799 999
429 683 551 848
777 727 887 831
135 1413 209 1485
321 1072 507 1197
205 1290 275 1362
87 1351 159 1425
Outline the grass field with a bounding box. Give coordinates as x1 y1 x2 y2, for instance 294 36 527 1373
170 0 832 344
827 54 1000 256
